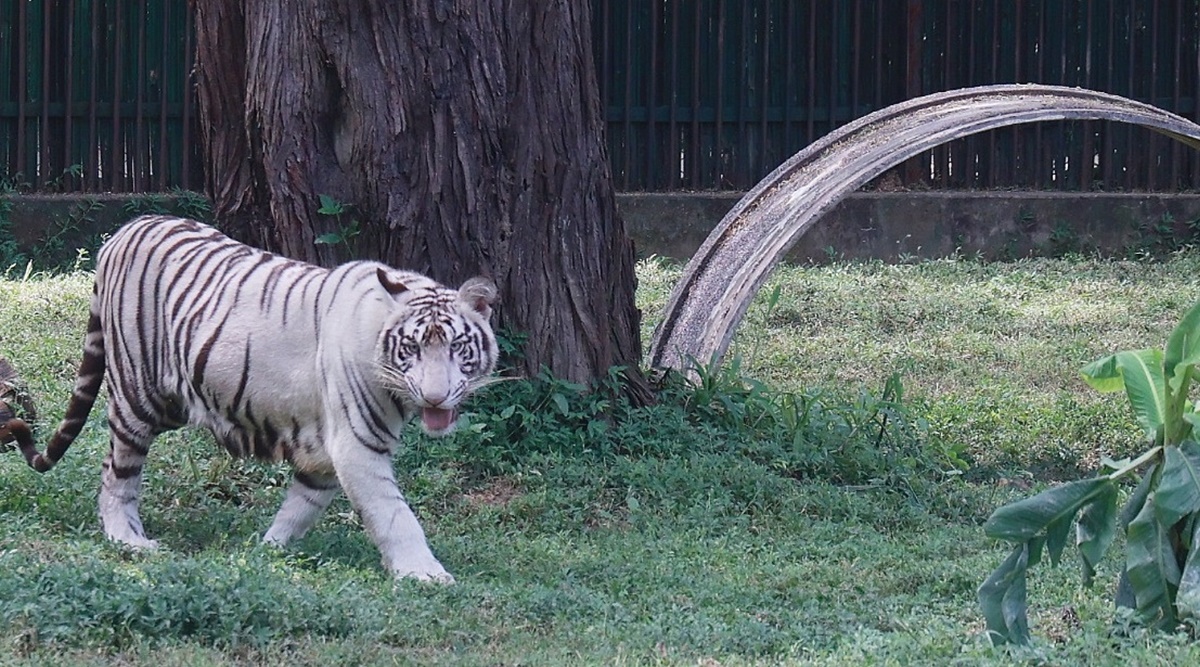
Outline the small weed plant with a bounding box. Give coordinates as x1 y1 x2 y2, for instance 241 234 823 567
980 297 1200 644
314 194 361 257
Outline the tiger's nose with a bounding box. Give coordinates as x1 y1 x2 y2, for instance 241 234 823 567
423 392 448 407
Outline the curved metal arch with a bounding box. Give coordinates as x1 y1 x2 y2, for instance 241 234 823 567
648 84 1200 371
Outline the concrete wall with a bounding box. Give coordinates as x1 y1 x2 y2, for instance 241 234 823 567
619 191 1200 263
5 191 1200 268
1 194 210 268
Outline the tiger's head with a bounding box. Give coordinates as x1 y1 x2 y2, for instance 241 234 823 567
375 268 499 436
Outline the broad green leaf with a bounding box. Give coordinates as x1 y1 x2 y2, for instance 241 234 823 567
1044 510 1073 567
1156 441 1200 528
1126 491 1181 630
1120 350 1167 441
1120 462 1159 530
1077 483 1119 587
984 477 1115 543
551 392 570 416
1164 300 1200 389
1116 569 1136 610
1026 535 1045 569
1082 350 1166 441
1081 353 1127 393
1180 515 1200 620
1184 411 1200 429
978 543 1030 646
314 233 342 245
317 194 346 215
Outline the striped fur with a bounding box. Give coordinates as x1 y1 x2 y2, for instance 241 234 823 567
13 215 498 581
0 358 37 446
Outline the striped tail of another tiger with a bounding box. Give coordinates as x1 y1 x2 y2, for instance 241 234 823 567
11 305 106 473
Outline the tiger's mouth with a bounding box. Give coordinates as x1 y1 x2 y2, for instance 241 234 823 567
420 407 458 435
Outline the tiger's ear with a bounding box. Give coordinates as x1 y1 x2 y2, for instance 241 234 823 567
376 267 409 296
458 277 497 319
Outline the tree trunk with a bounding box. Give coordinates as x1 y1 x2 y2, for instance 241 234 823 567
192 0 647 393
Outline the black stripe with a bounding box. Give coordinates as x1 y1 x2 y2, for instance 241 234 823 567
111 463 143 479
229 338 253 411
295 470 339 491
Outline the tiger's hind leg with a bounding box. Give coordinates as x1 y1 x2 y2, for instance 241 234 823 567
262 470 339 546
97 403 161 549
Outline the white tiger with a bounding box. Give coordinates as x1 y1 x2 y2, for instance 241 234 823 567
6 215 498 581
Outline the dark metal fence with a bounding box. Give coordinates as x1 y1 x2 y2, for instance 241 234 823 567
3 0 1199 194
598 0 1200 191
0 0 200 192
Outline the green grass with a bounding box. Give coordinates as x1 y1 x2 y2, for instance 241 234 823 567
3 256 1200 664
639 254 1200 479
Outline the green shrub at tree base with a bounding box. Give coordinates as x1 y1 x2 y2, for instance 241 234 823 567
400 361 967 514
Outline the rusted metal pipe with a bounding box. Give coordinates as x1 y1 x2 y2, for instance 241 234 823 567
648 84 1200 372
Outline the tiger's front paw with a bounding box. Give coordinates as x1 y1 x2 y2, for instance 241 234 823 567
108 533 160 550
387 558 455 584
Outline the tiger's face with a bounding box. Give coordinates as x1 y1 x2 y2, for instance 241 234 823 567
376 270 498 436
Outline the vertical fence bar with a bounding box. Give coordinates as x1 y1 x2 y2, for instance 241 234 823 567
713 0 724 188
85 0 98 190
1034 1 1046 187
40 0 52 187
986 0 1000 188
1176 0 1185 187
1194 0 1200 188
620 1 633 189
1101 0 1114 188
64 0 76 187
667 0 680 190
904 0 923 184
16 0 27 181
734 1 744 187
758 1 770 182
938 0 952 185
158 0 170 190
1125 1 1136 189
1147 0 1159 189
182 1 196 189
874 0 884 109
645 0 658 190
1057 0 1068 190
110 0 125 191
1080 0 1095 191
689 1 701 189
826 0 838 143
850 0 861 135
1011 0 1024 188
782 0 794 166
135 0 149 191
805 0 815 146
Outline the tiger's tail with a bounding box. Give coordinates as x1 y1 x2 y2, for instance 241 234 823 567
11 305 106 473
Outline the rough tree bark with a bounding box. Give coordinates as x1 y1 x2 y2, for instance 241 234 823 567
192 0 647 392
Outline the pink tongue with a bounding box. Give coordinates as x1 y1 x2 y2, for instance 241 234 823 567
421 407 457 432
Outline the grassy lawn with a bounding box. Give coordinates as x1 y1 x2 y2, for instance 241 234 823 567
2 255 1200 665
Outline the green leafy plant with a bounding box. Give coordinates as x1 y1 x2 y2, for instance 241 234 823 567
314 194 361 256
979 298 1200 644
171 188 213 221
123 190 212 222
0 180 27 271
123 193 173 216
